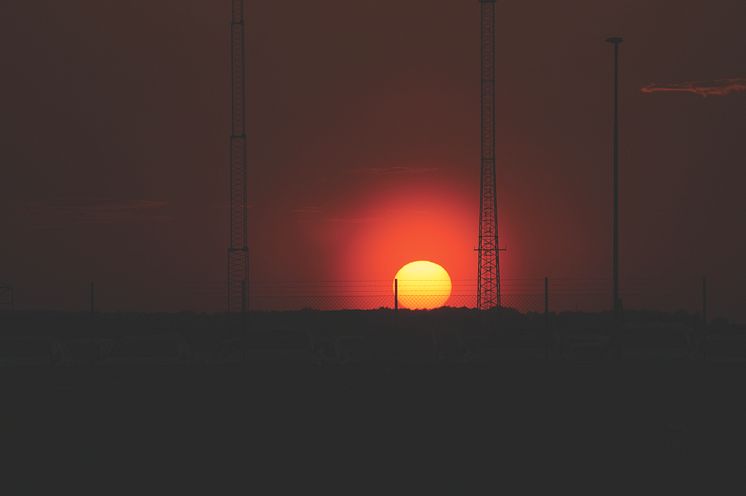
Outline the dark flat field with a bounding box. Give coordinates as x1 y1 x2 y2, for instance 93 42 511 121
2 310 745 492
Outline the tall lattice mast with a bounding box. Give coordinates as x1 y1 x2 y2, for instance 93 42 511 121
228 0 249 312
477 0 501 310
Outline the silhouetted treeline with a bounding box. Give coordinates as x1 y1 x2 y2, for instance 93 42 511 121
0 308 742 366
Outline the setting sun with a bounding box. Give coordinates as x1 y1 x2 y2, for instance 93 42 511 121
394 261 452 310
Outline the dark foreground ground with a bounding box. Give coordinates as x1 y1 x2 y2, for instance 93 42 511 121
2 310 746 492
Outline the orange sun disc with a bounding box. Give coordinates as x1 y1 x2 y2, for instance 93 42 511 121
393 260 452 310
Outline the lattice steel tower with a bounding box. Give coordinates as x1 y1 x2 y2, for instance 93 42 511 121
476 0 501 310
227 0 249 312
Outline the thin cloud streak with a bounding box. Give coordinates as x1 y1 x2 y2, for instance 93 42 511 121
292 206 324 215
325 216 380 224
641 78 746 97
23 199 170 228
352 166 440 176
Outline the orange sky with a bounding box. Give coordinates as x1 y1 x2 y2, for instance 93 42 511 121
1 0 745 320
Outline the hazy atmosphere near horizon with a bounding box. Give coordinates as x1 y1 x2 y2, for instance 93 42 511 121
1 0 744 320
4 2 746 491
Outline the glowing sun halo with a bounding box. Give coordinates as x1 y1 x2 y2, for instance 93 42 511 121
394 261 452 310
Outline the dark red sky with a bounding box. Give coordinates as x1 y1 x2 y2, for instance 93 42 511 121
1 0 744 318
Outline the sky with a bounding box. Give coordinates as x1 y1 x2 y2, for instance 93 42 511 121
1 0 744 318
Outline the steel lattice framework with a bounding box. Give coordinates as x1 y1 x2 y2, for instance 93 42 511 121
477 0 501 310
228 0 249 312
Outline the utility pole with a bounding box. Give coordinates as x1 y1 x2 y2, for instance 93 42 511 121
702 276 708 326
0 286 13 311
241 280 248 327
477 0 502 310
228 0 250 313
606 37 623 322
394 278 399 312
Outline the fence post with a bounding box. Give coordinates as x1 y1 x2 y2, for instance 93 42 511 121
241 280 248 328
394 278 399 312
702 276 708 327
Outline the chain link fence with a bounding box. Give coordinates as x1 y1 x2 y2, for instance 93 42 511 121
0 286 14 311
7 277 720 320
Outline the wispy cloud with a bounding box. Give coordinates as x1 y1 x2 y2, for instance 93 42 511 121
209 201 253 211
23 199 170 228
641 78 746 97
352 166 440 176
325 216 379 225
292 206 323 215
